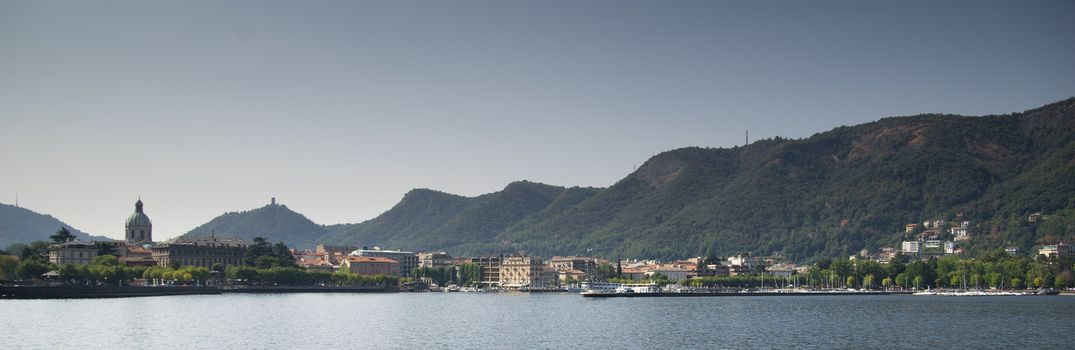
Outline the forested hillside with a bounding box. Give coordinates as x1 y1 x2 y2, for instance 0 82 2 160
320 97 1075 261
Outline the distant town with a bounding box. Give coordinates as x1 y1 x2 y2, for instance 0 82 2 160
2 199 1073 298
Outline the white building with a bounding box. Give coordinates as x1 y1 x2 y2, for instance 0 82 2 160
944 242 957 254
48 240 97 266
350 248 418 277
902 241 921 254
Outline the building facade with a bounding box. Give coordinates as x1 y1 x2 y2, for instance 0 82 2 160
349 249 418 277
340 256 400 276
316 245 360 259
1039 243 1075 259
902 241 921 254
500 256 556 289
151 236 249 268
547 256 595 276
48 240 97 266
418 252 453 269
470 256 502 288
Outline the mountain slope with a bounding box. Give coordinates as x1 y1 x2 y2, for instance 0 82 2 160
320 97 1075 261
320 181 600 253
0 204 108 248
181 202 327 249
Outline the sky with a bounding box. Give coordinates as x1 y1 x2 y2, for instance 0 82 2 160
2 0 1074 241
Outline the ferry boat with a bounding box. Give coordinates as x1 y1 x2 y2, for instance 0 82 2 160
579 281 622 295
617 283 660 294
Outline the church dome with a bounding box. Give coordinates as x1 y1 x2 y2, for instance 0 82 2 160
126 199 152 228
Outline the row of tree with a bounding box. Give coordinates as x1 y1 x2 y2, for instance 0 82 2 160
225 265 397 287
679 251 1066 289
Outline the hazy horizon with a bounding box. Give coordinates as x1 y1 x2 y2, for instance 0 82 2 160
3 0 1074 240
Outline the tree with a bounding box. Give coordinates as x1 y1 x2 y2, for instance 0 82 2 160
15 258 50 280
211 263 224 273
863 274 875 289
94 241 117 256
0 255 19 280
881 277 892 290
92 254 120 266
895 274 908 289
49 227 76 244
13 241 50 260
846 276 856 289
912 276 924 290
1010 277 1023 289
1054 276 1068 289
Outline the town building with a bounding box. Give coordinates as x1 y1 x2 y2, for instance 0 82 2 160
766 264 795 278
111 241 156 266
151 236 249 268
905 224 919 233
316 245 360 262
340 256 400 276
297 254 336 273
648 266 690 281
951 227 970 241
557 269 587 283
919 229 941 240
944 241 957 254
470 256 502 288
902 241 921 254
349 248 418 277
547 256 595 276
125 199 153 245
418 252 453 269
500 256 556 289
48 240 97 266
1038 243 1075 259
693 263 730 278
620 267 647 280
1029 212 1042 223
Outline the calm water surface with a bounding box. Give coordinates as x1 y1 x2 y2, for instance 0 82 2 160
2 293 1074 349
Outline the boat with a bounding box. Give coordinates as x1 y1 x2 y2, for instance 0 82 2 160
580 281 622 295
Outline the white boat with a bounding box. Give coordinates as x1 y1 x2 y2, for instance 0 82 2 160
580 281 622 295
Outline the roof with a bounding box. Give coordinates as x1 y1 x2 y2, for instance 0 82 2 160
299 258 333 267
155 236 249 248
126 200 152 228
49 240 94 249
344 256 398 264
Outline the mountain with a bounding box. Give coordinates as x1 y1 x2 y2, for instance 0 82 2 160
319 97 1075 261
319 182 601 253
0 203 109 249
181 202 328 249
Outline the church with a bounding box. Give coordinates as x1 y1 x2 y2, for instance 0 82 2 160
110 199 157 266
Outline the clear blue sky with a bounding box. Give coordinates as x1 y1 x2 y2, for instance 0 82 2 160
2 0 1073 240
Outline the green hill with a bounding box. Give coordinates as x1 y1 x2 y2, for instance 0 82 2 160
319 97 1075 261
320 182 600 253
181 202 328 249
0 204 108 248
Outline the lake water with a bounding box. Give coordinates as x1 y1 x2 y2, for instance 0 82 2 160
2 293 1074 349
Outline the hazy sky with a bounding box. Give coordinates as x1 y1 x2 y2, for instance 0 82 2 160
2 0 1073 241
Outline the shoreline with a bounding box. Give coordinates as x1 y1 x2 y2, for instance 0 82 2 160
581 291 914 298
0 285 394 299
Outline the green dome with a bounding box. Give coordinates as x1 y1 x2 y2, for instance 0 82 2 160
126 199 152 228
